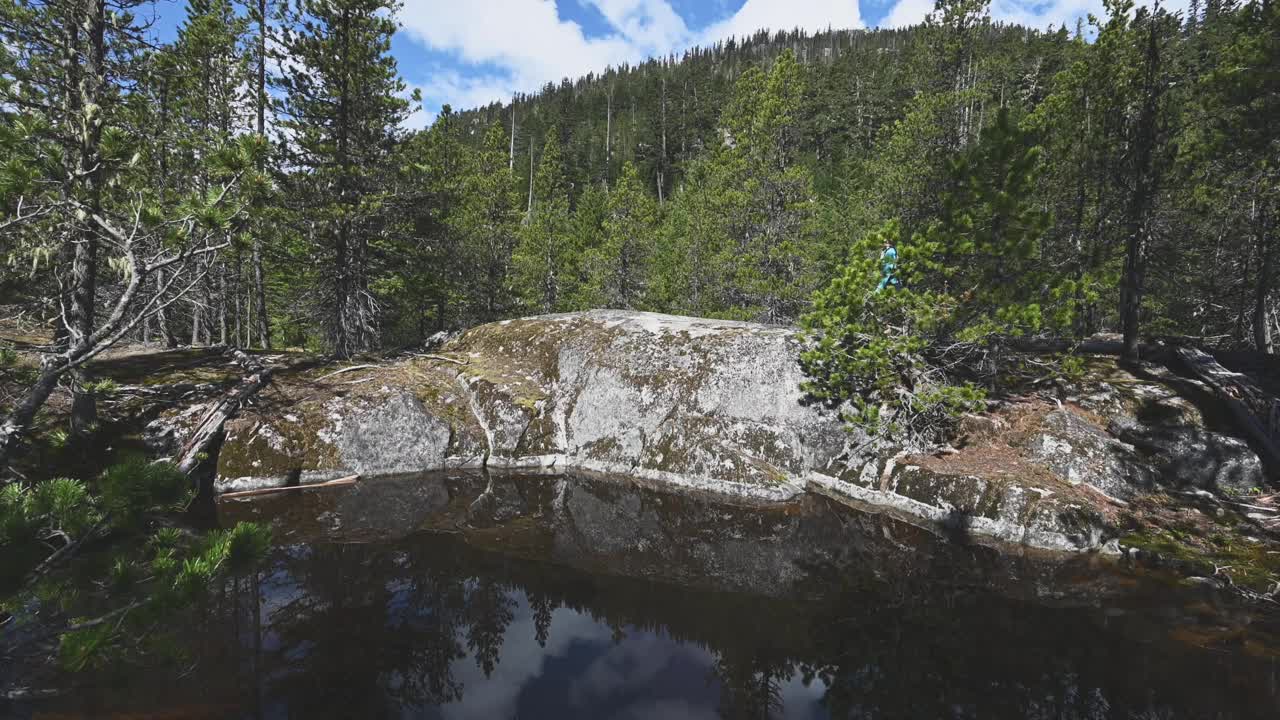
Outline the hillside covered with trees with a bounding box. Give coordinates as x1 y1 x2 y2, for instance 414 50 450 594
0 0 1275 464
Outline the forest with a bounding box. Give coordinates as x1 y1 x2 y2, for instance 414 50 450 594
1 0 1280 694
1 0 1278 443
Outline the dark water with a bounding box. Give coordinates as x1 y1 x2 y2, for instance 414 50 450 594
33 471 1280 718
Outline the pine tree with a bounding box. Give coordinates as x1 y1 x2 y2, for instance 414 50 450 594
661 50 818 323
513 128 575 313
169 0 253 347
275 0 409 357
0 0 263 463
587 162 658 309
1183 0 1280 351
454 123 521 323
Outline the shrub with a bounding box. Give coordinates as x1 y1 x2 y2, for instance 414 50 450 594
99 459 192 532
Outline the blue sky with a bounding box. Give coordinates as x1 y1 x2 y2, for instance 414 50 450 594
140 0 1181 129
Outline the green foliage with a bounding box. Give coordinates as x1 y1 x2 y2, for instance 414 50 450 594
276 0 411 357
655 50 821 323
0 482 36 545
2 478 100 546
108 557 140 592
164 522 271 602
29 477 101 538
584 162 659 309
801 110 1063 441
921 107 1073 339
80 378 120 396
58 624 118 672
513 128 577 313
800 222 986 441
99 459 192 532
221 521 273 572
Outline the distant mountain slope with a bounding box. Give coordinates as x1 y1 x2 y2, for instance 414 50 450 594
448 23 1072 198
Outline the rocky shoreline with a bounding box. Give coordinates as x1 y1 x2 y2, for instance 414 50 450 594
140 311 1276 562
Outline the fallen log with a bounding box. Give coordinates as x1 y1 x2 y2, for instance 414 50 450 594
176 350 273 476
219 474 359 500
314 363 380 381
1005 336 1169 360
1173 346 1280 471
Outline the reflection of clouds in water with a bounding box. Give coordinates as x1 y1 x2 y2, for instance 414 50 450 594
778 671 829 719
609 698 722 720
430 588 830 720
569 630 714 709
440 591 611 720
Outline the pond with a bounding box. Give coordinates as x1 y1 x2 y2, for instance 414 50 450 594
27 471 1280 718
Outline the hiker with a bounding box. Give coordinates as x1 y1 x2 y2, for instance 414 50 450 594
877 238 900 291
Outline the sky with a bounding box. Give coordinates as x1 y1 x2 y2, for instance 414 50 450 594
139 0 1173 130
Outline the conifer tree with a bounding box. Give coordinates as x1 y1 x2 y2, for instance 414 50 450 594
455 123 521 322
660 50 817 323
275 0 409 357
0 0 263 463
169 0 253 347
588 162 658 310
513 128 575 313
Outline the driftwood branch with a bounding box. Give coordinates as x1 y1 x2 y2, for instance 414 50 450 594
176 350 274 477
412 353 467 366
220 474 359 500
314 364 380 381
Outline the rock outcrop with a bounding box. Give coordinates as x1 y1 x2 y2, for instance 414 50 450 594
205 311 855 501
151 310 1269 554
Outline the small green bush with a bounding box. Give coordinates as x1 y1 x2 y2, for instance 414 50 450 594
0 482 35 545
30 477 101 537
58 624 117 672
99 459 192 532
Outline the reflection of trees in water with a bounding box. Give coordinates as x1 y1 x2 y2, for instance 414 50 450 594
527 588 555 647
464 576 515 676
713 652 794 720
193 479 1279 720
235 543 474 714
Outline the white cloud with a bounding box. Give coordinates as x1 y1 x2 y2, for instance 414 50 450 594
700 0 863 42
881 0 1192 31
441 598 613 720
397 0 865 125
585 0 691 53
880 0 933 28
398 1 637 102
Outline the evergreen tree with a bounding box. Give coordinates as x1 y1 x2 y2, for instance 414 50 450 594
513 128 575 313
587 162 658 310
454 123 521 323
169 0 254 347
275 0 409 357
0 0 264 463
1181 0 1280 351
801 108 1061 441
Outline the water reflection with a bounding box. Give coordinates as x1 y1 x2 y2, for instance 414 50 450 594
48 472 1280 718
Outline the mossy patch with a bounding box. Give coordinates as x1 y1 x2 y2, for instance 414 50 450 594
1119 493 1280 594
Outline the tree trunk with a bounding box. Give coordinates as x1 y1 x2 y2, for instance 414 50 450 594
253 0 271 350
1120 16 1165 362
176 350 273 476
191 300 202 346
0 364 64 469
218 264 228 346
156 267 178 348
1252 199 1273 353
69 0 107 439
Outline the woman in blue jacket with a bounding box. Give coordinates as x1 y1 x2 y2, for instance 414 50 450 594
877 239 900 291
